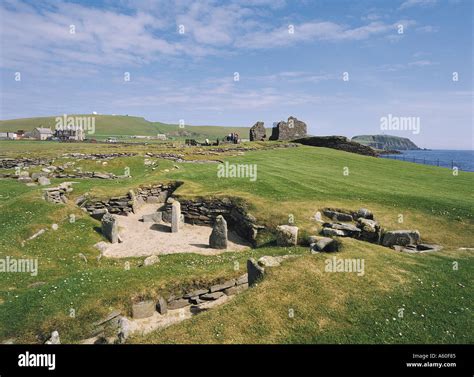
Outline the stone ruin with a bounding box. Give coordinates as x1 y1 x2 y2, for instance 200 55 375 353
249 121 266 141
269 116 307 141
78 182 182 218
43 182 74 204
78 182 260 248
269 207 442 254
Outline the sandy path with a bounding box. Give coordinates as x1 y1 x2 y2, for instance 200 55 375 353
102 204 250 258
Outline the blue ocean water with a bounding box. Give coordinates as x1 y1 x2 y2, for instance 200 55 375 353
381 150 474 172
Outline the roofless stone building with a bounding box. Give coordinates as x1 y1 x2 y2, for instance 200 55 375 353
269 116 307 141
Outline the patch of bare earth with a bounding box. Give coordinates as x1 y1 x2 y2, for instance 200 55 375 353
102 204 250 258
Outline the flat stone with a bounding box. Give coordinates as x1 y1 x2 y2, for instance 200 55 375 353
132 300 155 319
323 210 353 222
183 288 209 298
93 173 111 179
167 298 190 310
190 296 204 305
91 208 108 220
331 223 361 233
200 291 225 300
224 283 249 296
209 280 235 292
382 230 420 248
321 228 347 237
309 236 339 252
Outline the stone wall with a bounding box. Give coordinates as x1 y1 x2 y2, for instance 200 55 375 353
269 116 307 141
162 273 249 312
249 121 266 141
162 197 263 245
62 152 137 160
79 182 182 217
79 181 261 245
0 158 52 169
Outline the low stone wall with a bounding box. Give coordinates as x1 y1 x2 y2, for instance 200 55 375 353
162 197 263 245
79 181 261 245
43 182 74 204
161 273 249 313
0 158 52 169
79 182 182 217
62 152 137 160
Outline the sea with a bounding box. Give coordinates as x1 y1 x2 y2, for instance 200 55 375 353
380 150 474 172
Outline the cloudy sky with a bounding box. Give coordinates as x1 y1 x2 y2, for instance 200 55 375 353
0 0 472 149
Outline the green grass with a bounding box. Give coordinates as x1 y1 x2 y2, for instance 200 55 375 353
0 115 251 141
132 241 472 344
0 141 472 344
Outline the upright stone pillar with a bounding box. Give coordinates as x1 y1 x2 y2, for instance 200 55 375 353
209 215 228 249
171 201 181 233
101 212 118 243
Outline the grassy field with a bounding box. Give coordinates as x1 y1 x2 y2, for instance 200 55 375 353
0 140 472 344
0 115 252 141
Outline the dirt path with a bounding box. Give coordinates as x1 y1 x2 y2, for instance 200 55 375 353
102 204 250 258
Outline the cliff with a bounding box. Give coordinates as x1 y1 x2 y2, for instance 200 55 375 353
351 135 420 150
293 136 378 156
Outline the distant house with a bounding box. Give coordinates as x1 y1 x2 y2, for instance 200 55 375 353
31 127 53 140
16 130 25 139
156 134 167 140
106 137 117 143
0 132 17 140
54 128 84 141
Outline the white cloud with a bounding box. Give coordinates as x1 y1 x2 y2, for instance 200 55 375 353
0 0 419 73
416 25 439 33
399 0 437 10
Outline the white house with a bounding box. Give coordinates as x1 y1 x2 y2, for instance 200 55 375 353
0 132 17 140
31 127 53 140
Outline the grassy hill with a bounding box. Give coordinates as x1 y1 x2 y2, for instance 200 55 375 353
0 141 472 344
0 115 251 141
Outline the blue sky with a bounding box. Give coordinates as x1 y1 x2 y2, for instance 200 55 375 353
0 0 472 149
